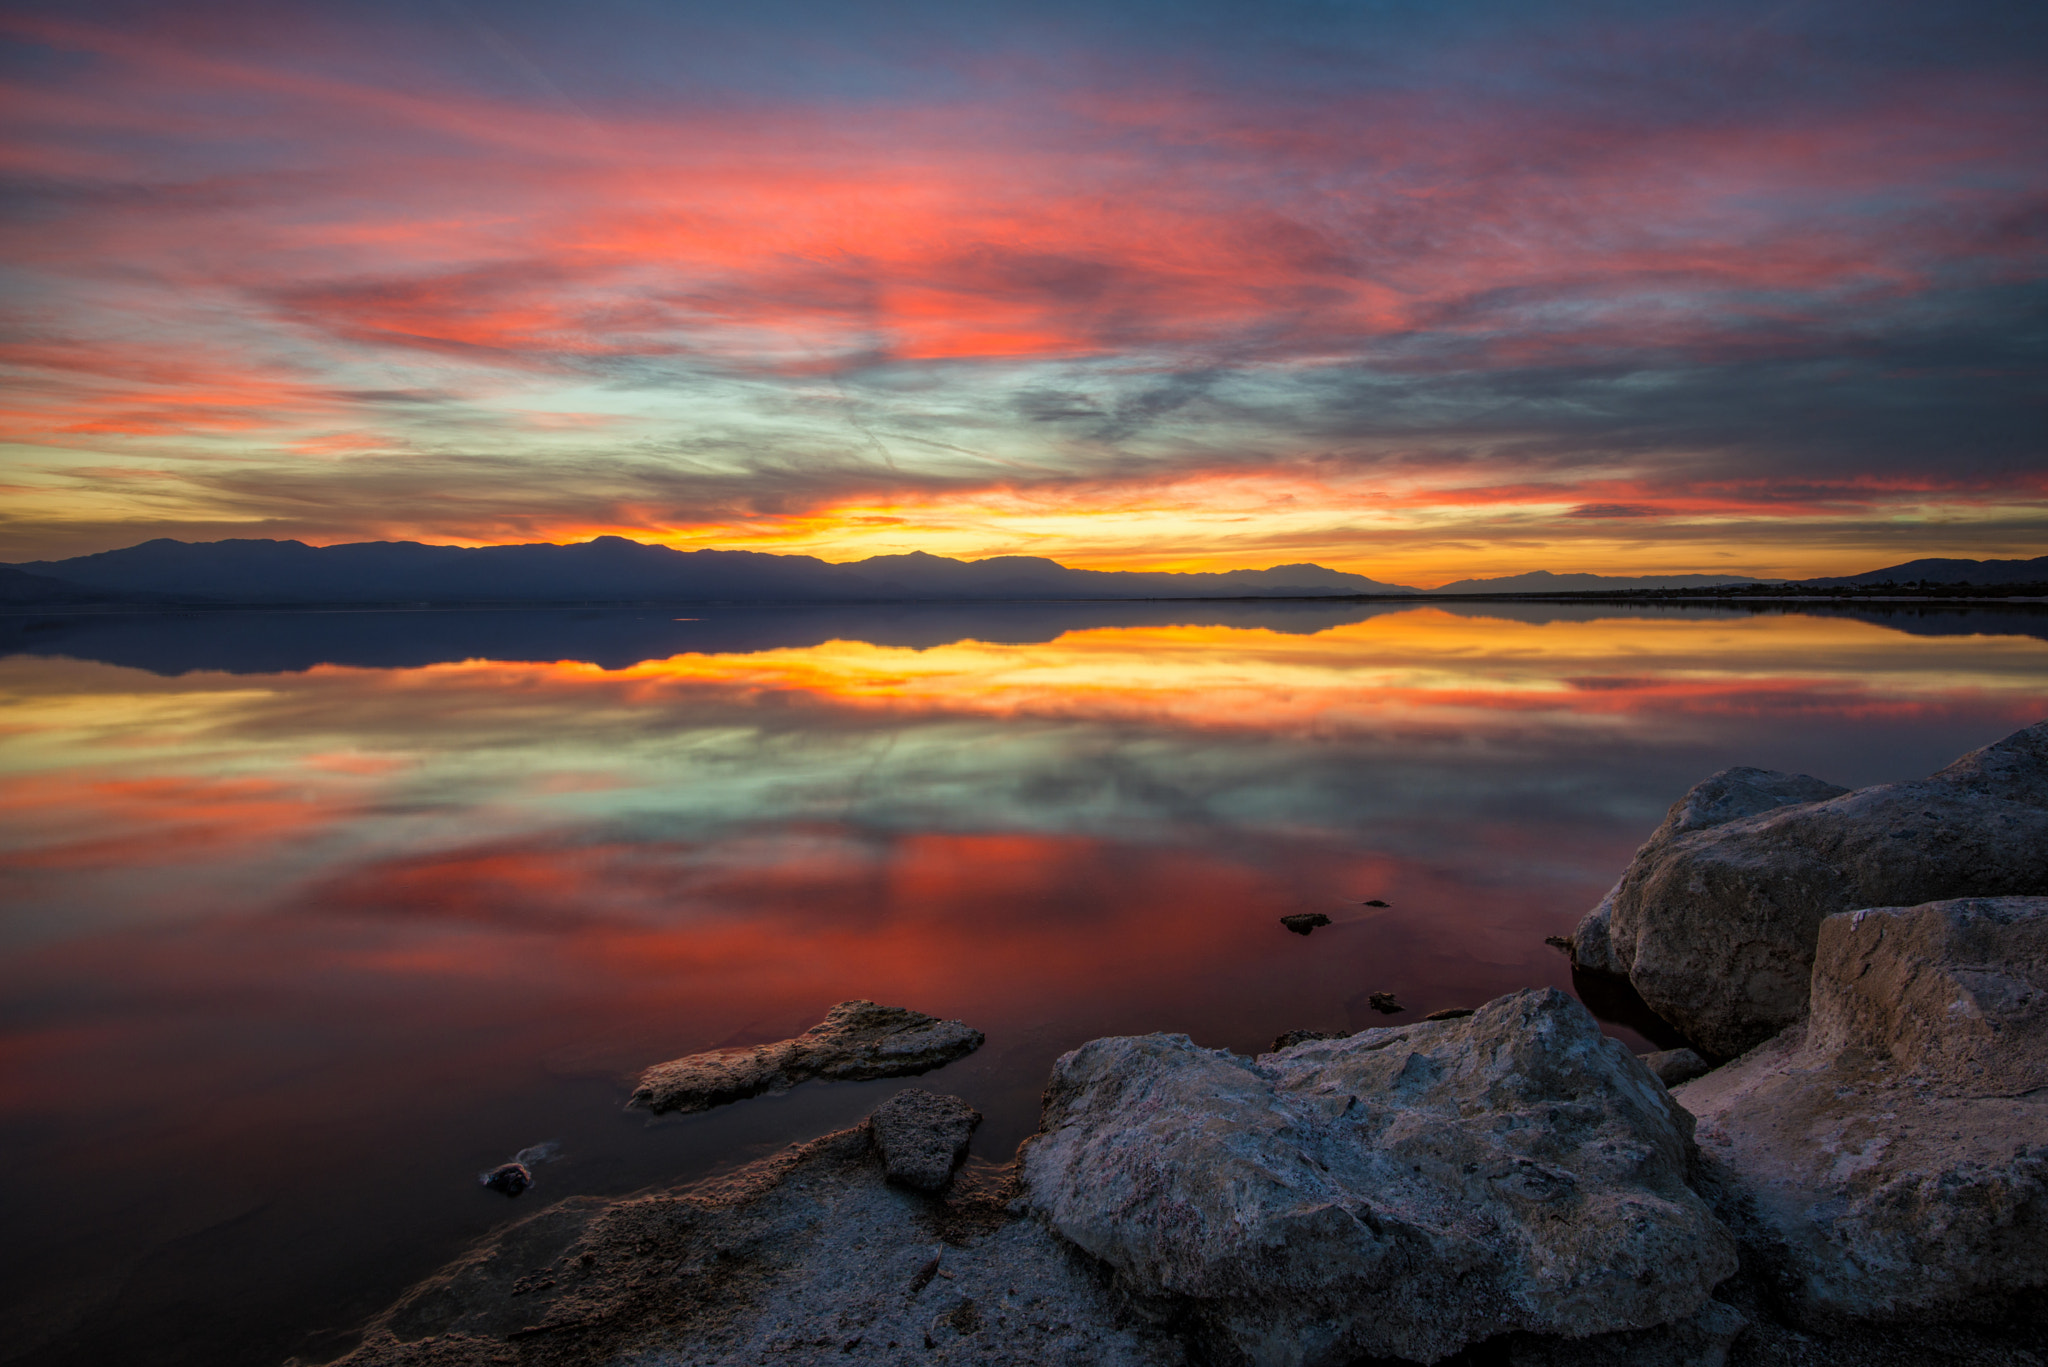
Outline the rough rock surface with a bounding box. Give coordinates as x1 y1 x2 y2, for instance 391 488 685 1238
871 1089 981 1192
1588 722 2048 1056
629 1001 984 1114
1642 1048 1712 1087
1570 767 1850 976
1675 897 2048 1324
331 1122 1184 1367
1270 1029 1348 1051
1020 988 1736 1366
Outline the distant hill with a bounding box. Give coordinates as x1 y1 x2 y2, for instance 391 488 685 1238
1426 570 1769 594
5 537 1423 604
1795 555 2048 588
0 565 177 605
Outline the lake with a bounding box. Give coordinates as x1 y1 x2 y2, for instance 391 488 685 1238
2 599 2044 1366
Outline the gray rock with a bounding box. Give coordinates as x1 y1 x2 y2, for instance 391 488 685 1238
1598 722 2048 1057
1020 988 1737 1366
1641 1048 1712 1087
1570 767 1849 977
629 1000 984 1114
331 1121 1185 1367
1506 1298 1748 1367
1675 897 2048 1324
1269 1029 1348 1051
870 1089 980 1192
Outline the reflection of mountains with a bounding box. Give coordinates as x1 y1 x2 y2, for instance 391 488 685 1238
6 598 2046 675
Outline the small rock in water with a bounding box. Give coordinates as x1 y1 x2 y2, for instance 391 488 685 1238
1361 899 1391 907
1543 934 1573 953
1422 1007 1473 1021
1280 913 1332 935
480 1162 531 1197
1367 991 1404 1014
1271 1029 1350 1051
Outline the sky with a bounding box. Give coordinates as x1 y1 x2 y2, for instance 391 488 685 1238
1 0 2044 584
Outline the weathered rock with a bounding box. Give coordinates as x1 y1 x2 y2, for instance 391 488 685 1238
334 1122 1184 1367
1676 897 2048 1325
870 1089 981 1192
1421 1007 1473 1021
1595 723 2048 1057
1364 991 1402 1014
1270 1029 1348 1051
1569 767 1850 976
1504 1298 1747 1367
1278 913 1330 936
629 1000 984 1114
1641 1048 1712 1087
1020 988 1737 1366
1809 897 2048 1095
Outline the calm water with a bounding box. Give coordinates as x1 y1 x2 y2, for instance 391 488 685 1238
2 600 2044 1366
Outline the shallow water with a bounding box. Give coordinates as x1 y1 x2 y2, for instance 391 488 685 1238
2 599 2043 1366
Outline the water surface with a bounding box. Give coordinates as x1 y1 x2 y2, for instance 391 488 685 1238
2 600 2043 1365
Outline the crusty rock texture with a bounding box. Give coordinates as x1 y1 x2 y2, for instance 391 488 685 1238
331 1111 1182 1367
1641 1048 1712 1087
1570 767 1849 975
1019 988 1737 1366
1578 721 2048 1057
1676 897 2048 1326
871 1088 981 1192
629 1001 984 1115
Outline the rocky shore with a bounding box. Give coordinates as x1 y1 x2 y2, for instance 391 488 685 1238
329 722 2048 1367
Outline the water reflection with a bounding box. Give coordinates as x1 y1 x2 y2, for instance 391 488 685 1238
1 601 2043 1365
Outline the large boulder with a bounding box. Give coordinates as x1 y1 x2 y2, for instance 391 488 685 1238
1677 897 2048 1325
629 1000 984 1114
1019 988 1737 1367
1569 767 1848 975
1593 722 2048 1057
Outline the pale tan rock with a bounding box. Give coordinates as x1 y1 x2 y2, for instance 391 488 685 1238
1569 767 1848 976
1588 721 2048 1057
628 1000 984 1115
1674 897 2048 1324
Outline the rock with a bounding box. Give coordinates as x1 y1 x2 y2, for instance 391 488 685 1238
1640 1049 1711 1087
1675 897 2048 1324
1361 899 1390 907
1365 990 1402 1014
870 1089 981 1192
1019 988 1737 1366
1504 1298 1747 1367
1421 1008 1473 1021
1569 766 1850 977
1279 913 1330 935
1269 1029 1348 1051
479 1162 531 1197
1596 723 2048 1057
1542 934 1573 954
334 1119 1185 1367
629 1000 984 1114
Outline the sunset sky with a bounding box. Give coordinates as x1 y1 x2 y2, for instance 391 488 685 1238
2 0 2043 584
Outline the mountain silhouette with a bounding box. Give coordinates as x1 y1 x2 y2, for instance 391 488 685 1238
5 537 1422 604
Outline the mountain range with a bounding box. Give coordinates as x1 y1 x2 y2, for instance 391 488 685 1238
2 538 2043 606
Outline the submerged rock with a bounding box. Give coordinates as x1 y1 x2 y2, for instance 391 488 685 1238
1677 897 2048 1324
479 1162 531 1198
629 1000 984 1115
1018 988 1737 1366
870 1088 981 1192
1580 722 2048 1057
1365 990 1403 1014
1278 913 1330 935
